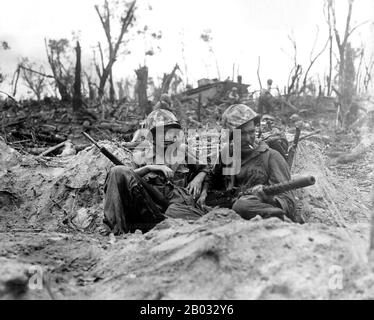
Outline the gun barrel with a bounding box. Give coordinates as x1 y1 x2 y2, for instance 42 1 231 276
287 127 302 168
100 147 124 166
293 127 302 145
82 132 100 148
263 175 316 196
82 132 124 166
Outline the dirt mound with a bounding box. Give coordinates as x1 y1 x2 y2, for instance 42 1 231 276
85 214 373 300
1 136 374 300
1 136 370 231
0 140 133 232
2 212 372 300
292 140 370 226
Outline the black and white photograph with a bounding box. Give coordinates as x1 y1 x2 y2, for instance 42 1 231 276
1 0 374 303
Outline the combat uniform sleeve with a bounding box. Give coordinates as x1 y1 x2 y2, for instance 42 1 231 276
184 144 211 184
267 149 296 217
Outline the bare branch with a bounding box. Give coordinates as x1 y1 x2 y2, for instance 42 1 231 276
300 37 330 93
11 65 21 97
356 46 364 92
257 56 262 90
98 42 105 72
95 0 137 98
0 90 18 103
310 26 320 59
328 0 343 53
342 0 354 48
95 4 112 46
287 32 298 68
348 20 370 37
19 65 54 79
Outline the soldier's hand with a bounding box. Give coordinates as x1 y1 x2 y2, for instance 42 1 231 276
196 192 207 207
149 165 174 180
187 176 204 199
251 185 271 203
252 185 279 207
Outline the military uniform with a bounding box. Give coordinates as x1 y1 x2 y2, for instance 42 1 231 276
103 162 208 235
206 104 296 222
208 142 296 221
103 109 208 235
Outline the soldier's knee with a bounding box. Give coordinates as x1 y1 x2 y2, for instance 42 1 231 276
105 166 136 193
232 196 285 221
232 198 252 217
109 166 133 178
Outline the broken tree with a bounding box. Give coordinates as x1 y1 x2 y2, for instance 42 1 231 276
94 0 136 100
45 38 74 102
135 66 149 116
72 41 83 113
326 0 367 127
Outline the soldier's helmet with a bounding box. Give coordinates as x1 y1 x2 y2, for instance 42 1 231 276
222 104 260 130
290 113 301 123
160 93 172 104
231 87 238 91
267 79 273 86
262 114 276 122
145 109 181 133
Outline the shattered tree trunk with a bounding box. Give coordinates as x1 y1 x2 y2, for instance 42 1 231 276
327 0 356 127
45 39 71 102
95 1 136 100
341 43 356 128
72 41 83 113
135 66 149 116
287 65 302 99
161 64 180 95
86 75 97 101
53 75 70 102
327 5 333 96
109 70 115 103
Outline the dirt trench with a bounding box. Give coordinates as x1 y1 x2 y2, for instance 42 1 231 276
0 129 374 300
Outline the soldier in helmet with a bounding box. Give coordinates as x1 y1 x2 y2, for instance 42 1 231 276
154 93 173 112
103 109 209 235
228 87 240 104
258 79 275 115
201 104 297 222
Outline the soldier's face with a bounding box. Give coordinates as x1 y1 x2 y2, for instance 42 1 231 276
164 128 183 145
240 121 256 148
153 126 181 146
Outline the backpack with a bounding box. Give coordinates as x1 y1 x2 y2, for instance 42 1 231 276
262 132 289 161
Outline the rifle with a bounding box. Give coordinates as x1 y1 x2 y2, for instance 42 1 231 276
82 132 124 166
82 132 169 210
287 127 302 168
205 175 316 208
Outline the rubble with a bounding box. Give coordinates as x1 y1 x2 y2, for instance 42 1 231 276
0 99 141 152
0 139 133 233
1 94 373 300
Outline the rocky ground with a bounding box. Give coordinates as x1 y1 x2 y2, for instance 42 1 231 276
1 108 374 300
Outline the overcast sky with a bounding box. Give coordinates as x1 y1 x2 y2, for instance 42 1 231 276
1 0 374 98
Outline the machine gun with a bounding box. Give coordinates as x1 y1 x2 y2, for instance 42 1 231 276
287 127 301 168
205 175 316 208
